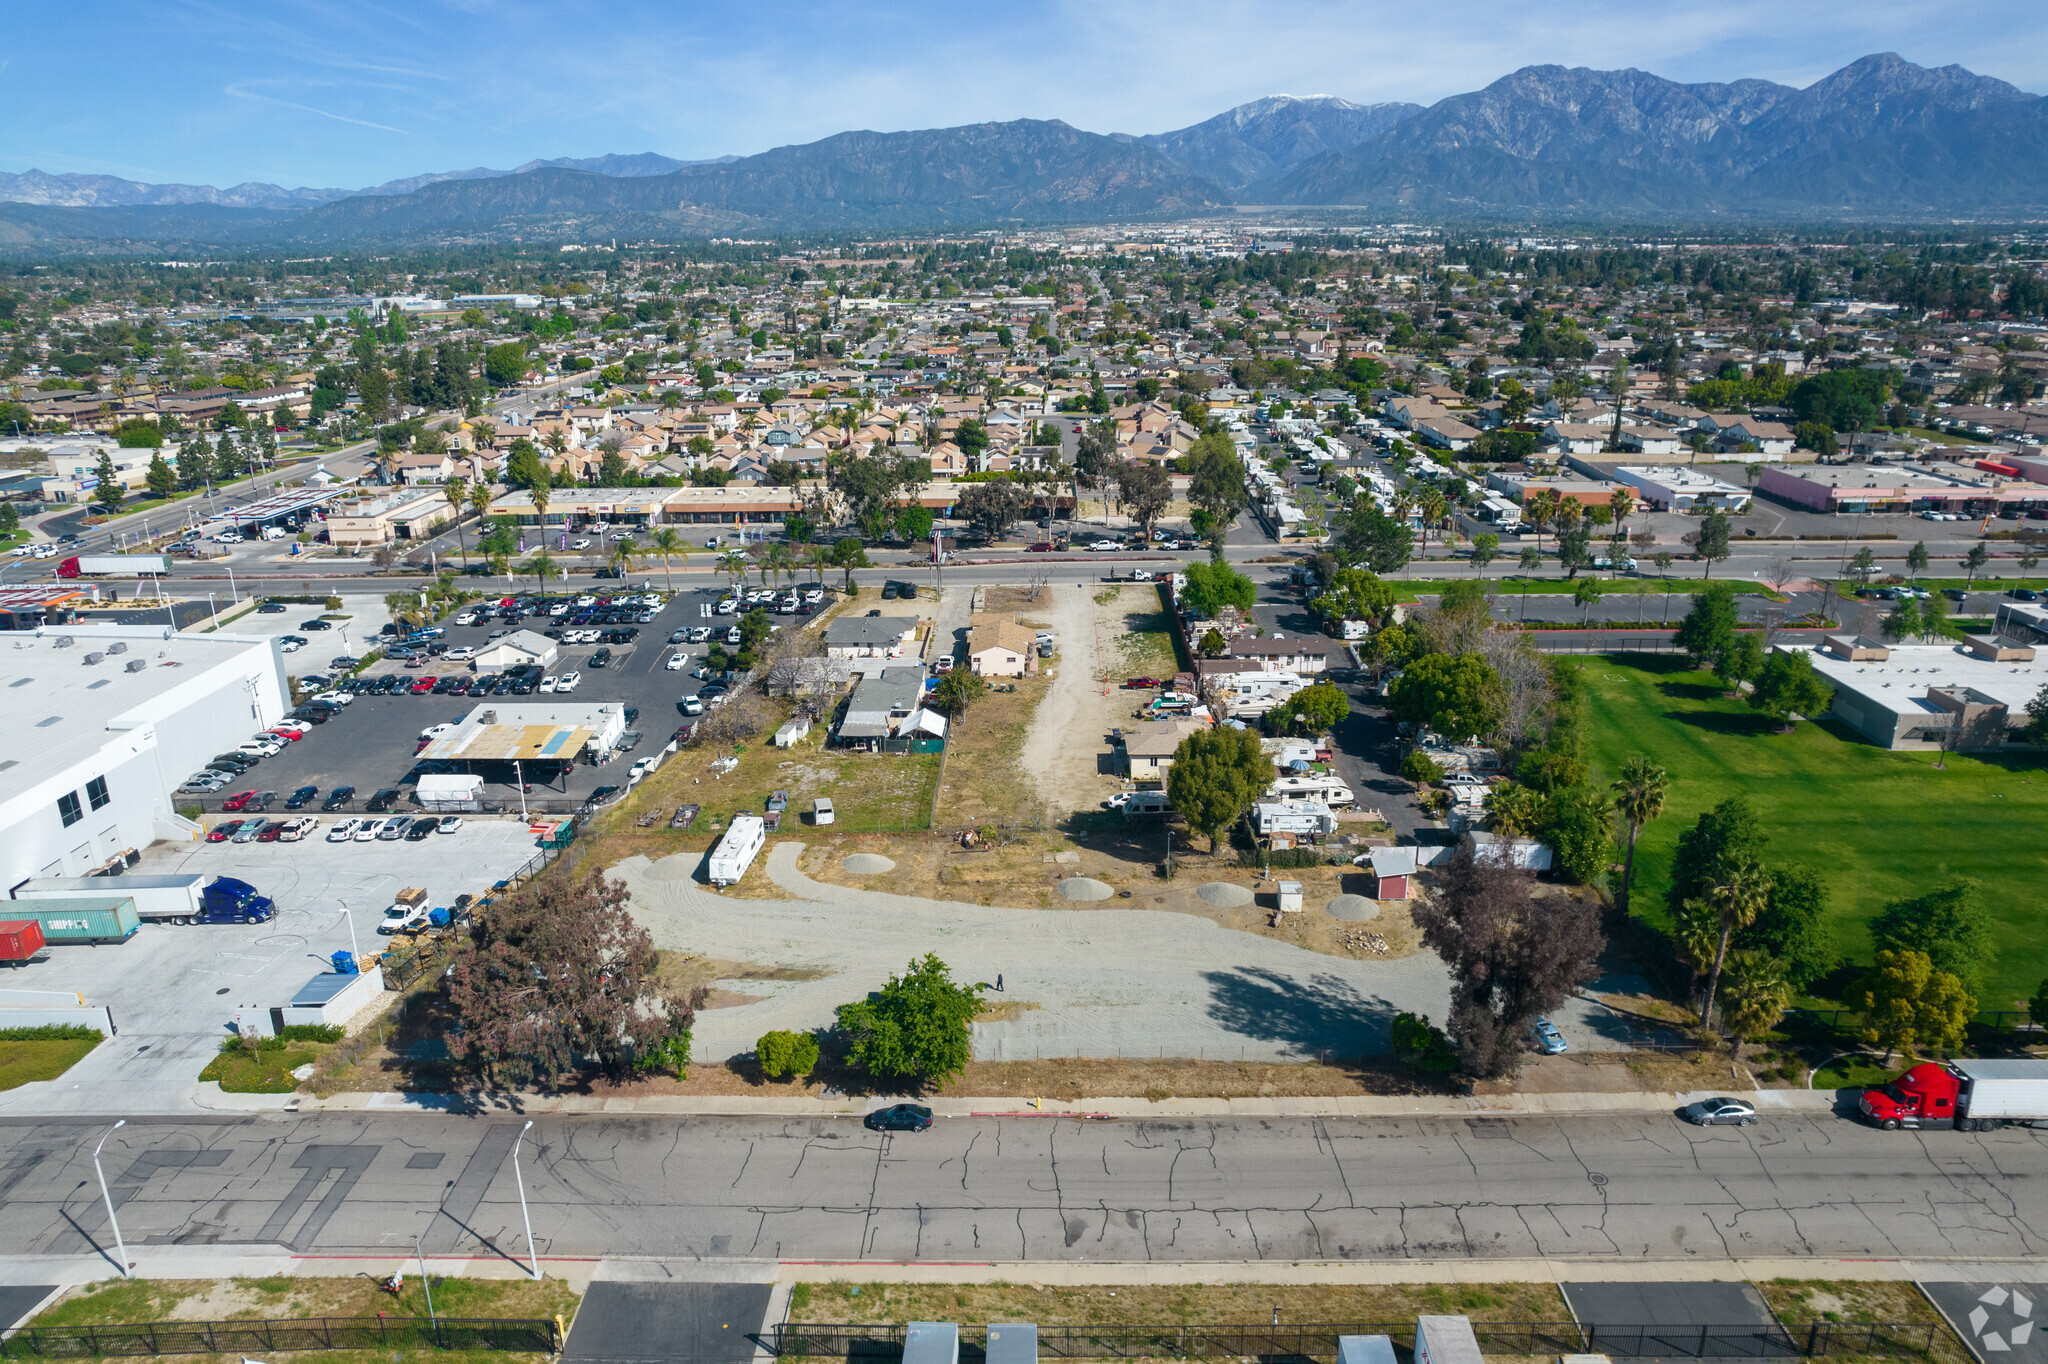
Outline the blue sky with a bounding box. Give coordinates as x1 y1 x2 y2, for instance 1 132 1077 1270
5 0 2047 189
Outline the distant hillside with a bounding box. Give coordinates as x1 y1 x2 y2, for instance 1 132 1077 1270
1140 95 1419 187
283 120 1229 241
1254 54 2048 215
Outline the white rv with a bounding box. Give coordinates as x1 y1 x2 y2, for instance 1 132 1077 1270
707 814 767 887
1266 774 1356 808
1221 670 1309 718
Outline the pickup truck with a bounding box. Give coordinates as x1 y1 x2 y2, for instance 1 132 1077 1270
376 887 432 936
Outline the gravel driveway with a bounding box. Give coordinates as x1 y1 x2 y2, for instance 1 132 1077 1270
614 843 1455 1065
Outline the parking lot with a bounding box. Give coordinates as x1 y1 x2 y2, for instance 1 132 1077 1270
0 819 544 1113
179 582 837 817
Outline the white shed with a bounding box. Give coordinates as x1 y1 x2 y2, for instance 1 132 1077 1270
773 715 812 748
416 773 484 811
474 629 558 672
280 966 385 1028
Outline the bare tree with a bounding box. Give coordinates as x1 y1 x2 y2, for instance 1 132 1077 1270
1763 557 1797 596
694 691 769 749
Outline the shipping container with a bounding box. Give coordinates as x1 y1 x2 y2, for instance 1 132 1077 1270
14 874 204 922
9 898 141 944
0 918 47 965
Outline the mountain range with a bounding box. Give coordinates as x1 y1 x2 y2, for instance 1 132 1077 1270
2 54 2044 248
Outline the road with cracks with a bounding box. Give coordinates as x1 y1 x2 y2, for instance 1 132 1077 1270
0 1109 2042 1266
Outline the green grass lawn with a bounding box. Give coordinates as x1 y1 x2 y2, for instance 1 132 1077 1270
199 1041 318 1093
0 1036 102 1090
1812 1055 1909 1090
1397 577 1774 602
1583 655 2048 1010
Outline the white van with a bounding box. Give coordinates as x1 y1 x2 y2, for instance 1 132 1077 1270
1105 790 1173 817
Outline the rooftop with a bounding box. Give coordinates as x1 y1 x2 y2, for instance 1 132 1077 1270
1796 641 2048 717
417 701 626 762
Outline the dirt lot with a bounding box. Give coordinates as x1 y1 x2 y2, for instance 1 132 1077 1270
30 1275 577 1328
1018 583 1182 816
789 1280 1569 1326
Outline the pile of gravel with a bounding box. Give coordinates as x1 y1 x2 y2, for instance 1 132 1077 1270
1058 876 1115 902
1195 882 1255 908
1325 894 1380 921
842 853 896 875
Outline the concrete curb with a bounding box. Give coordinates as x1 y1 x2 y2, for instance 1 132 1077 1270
294 1087 1839 1119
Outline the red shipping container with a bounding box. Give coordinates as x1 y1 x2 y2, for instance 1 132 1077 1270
0 919 46 965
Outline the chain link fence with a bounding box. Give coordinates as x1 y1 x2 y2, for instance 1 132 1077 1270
0 1316 558 1359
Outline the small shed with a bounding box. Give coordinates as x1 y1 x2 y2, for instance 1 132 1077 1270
1338 1338 1397 1364
1369 847 1418 900
280 966 385 1029
773 715 812 748
903 1324 959 1364
987 1325 1038 1364
474 628 558 672
1415 1316 1484 1364
1276 880 1303 913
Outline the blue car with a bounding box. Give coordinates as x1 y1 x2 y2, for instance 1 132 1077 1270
864 1103 933 1133
1528 1017 1568 1055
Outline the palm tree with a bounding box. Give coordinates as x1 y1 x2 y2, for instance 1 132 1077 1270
763 541 796 588
443 476 470 564
610 536 641 580
521 550 560 601
384 590 419 631
717 548 750 588
1720 950 1792 1063
528 479 552 547
1607 486 1637 551
647 528 687 592
468 479 493 530
1610 756 1668 919
1695 856 1771 1029
1524 487 1560 559
1421 489 1448 547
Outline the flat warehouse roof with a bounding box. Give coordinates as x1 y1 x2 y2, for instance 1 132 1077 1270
210 488 349 522
420 722 593 762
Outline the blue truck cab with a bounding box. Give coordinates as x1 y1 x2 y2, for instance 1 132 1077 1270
201 876 275 923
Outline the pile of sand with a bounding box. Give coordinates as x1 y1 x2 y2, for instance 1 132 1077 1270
1058 877 1115 902
842 854 896 874
1195 882 1255 908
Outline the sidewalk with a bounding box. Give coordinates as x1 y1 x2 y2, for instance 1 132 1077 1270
268 1086 1838 1119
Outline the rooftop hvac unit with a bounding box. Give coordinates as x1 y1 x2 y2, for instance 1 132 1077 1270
53 636 74 648
83 652 105 665
478 710 497 724
106 642 126 654
125 658 148 673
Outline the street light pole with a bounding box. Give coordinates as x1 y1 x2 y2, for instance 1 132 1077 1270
337 904 360 963
92 1119 131 1276
514 759 527 822
511 1119 540 1279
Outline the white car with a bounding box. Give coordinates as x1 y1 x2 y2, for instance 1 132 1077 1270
32 544 56 559
538 675 560 692
353 818 384 842
436 815 462 834
278 637 303 653
419 722 456 741
665 652 689 670
278 816 318 842
571 539 593 551
453 611 480 625
444 645 476 661
715 598 739 614
312 690 353 706
238 738 284 758
327 818 361 841
554 670 581 692
1088 539 1119 551
680 696 704 716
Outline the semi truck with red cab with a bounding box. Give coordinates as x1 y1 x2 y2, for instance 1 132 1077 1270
1857 1059 2048 1131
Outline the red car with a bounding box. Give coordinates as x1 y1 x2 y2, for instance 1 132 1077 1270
1027 542 1054 553
267 724 307 741
1123 676 1163 689
206 819 245 842
410 676 437 693
221 791 259 812
255 821 285 842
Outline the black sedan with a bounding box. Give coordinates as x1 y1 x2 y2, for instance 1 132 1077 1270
864 1103 933 1132
285 785 320 810
405 819 436 841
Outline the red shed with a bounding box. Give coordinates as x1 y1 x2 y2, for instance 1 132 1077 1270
1369 848 1418 901
0 919 47 966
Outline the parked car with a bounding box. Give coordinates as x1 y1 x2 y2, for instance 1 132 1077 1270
299 619 334 631
1087 539 1119 551
555 670 581 692
864 1103 933 1133
437 815 463 834
285 785 320 810
1680 1096 1758 1127
405 818 436 841
322 785 357 811
1123 676 1162 689
327 817 361 841
206 820 246 842
277 816 318 842
221 790 260 812
378 816 413 840
1528 1017 1568 1054
252 820 285 843
365 787 404 813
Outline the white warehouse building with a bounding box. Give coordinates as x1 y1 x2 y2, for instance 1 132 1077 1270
0 624 289 888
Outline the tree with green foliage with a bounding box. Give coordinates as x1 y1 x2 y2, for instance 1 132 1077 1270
114 417 163 448
144 452 175 499
1694 855 1772 1027
1743 865 1836 990
754 1029 820 1080
1610 756 1668 919
1167 724 1269 851
1544 787 1615 886
1859 949 1974 1064
1748 648 1834 725
834 954 983 1087
1332 499 1412 574
829 536 870 592
1870 878 1995 991
1483 782 1546 838
1471 531 1500 570
1270 681 1349 737
1400 749 1445 786
1673 582 1740 668
1114 461 1172 541
2030 977 2048 1031
1964 542 1990 586
89 451 123 512
1713 632 1764 693
1310 567 1396 632
1720 950 1793 1057
1186 430 1246 527
1390 1012 1458 1072
1906 541 1930 578
932 666 979 717
1692 508 1732 578
957 480 1028 542
1388 653 1504 742
1179 559 1256 618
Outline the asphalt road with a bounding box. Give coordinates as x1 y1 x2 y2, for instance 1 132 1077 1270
5 1108 2044 1267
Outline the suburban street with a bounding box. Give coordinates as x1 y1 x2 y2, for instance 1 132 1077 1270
0 1109 2042 1268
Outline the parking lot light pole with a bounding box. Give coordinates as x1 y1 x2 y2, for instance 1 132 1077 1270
337 904 360 963
514 760 527 822
93 1119 131 1276
512 1119 540 1279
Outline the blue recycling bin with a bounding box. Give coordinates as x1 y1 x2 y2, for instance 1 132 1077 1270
330 949 358 976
